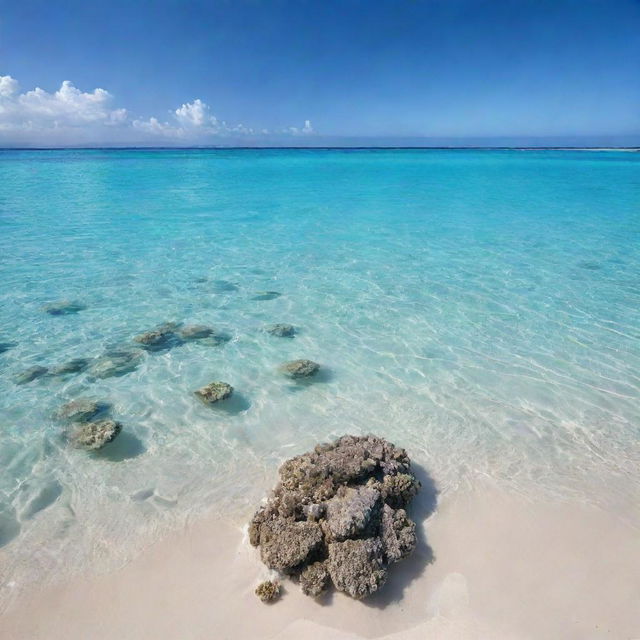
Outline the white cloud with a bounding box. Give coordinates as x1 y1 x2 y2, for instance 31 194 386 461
286 119 314 135
0 75 19 98
0 76 127 132
175 98 215 128
0 74 314 145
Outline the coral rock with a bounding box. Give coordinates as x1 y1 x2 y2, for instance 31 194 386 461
328 538 387 599
50 358 91 376
57 398 109 423
88 348 143 379
67 419 122 450
194 381 233 405
325 486 382 541
259 518 323 573
380 504 417 563
249 435 421 601
300 562 331 597
134 325 182 351
381 472 421 509
265 323 296 337
279 359 320 379
178 325 214 340
255 580 280 603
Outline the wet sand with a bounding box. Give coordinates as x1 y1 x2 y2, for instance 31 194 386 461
2 486 638 640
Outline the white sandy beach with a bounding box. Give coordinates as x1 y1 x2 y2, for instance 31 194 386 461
2 486 638 640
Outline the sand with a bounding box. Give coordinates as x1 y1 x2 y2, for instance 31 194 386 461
2 486 639 640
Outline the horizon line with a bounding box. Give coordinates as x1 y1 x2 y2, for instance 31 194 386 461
1 145 639 152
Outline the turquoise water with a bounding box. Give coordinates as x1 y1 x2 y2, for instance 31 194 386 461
1 149 639 601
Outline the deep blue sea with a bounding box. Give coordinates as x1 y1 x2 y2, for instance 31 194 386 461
0 149 638 602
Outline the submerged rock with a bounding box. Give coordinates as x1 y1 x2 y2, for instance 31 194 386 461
264 323 296 338
252 291 281 301
43 300 86 315
49 358 91 376
56 398 109 423
212 280 239 293
179 325 230 346
194 381 233 405
66 419 122 450
248 435 421 601
178 325 214 340
279 359 320 379
88 348 143 379
13 365 48 385
134 324 182 351
255 580 280 603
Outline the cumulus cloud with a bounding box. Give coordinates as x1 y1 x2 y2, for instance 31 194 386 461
0 74 315 145
0 76 126 132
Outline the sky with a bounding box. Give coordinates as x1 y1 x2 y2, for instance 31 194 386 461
0 0 639 147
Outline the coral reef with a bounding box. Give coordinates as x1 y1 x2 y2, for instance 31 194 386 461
249 435 421 601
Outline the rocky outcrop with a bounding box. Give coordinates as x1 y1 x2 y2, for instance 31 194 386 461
249 435 421 601
194 381 233 405
279 359 320 379
66 419 122 450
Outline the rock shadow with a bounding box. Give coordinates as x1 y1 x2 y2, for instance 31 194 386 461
95 432 146 462
285 367 335 392
363 463 438 609
214 392 252 415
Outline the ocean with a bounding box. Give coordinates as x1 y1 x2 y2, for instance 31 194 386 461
0 148 638 605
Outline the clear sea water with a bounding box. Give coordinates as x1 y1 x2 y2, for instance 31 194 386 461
0 148 638 604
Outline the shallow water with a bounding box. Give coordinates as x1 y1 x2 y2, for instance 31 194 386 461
0 149 639 604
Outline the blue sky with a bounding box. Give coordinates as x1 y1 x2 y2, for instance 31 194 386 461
1 0 639 146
